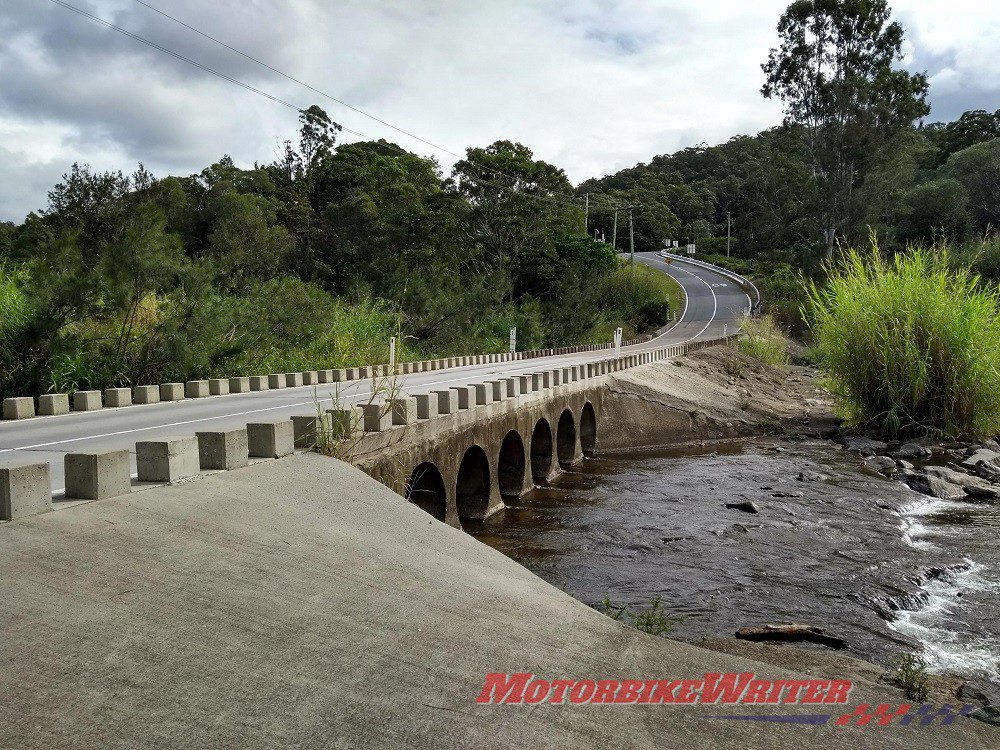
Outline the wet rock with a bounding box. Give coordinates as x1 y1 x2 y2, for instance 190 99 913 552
904 474 967 500
961 681 1000 726
796 470 829 482
924 466 1000 499
896 459 914 470
893 442 932 459
725 500 760 514
960 448 1000 472
841 434 888 457
771 490 804 498
863 455 897 475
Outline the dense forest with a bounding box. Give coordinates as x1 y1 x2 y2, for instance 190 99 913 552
0 110 676 401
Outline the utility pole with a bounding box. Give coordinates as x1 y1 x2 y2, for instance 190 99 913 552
612 209 618 253
726 212 732 258
584 193 589 234
629 207 636 268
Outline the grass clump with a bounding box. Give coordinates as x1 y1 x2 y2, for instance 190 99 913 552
737 314 789 366
887 653 930 702
599 594 684 637
807 243 1000 438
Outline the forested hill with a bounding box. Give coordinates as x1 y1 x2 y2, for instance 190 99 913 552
577 109 1000 268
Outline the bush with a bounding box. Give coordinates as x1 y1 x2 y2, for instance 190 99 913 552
737 314 789 366
807 244 1000 438
599 261 678 333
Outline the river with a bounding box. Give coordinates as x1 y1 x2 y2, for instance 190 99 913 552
468 438 1000 688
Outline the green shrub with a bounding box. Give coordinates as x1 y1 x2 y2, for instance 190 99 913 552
887 653 930 702
807 244 1000 438
737 314 789 366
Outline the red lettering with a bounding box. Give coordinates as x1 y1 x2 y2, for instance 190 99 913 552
477 673 533 704
702 673 754 704
674 679 702 703
823 680 853 704
649 680 683 703
569 679 597 704
613 680 644 704
591 680 620 704
524 679 550 704
802 680 831 704
549 679 574 704
742 679 772 704
782 680 810 703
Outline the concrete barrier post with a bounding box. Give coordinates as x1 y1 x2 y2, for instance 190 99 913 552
0 462 51 520
185 380 210 399
136 437 199 483
303 371 319 385
132 386 159 405
357 366 370 380
450 386 474 410
39 393 70 415
473 383 493 406
209 379 231 396
503 377 520 397
291 414 331 449
550 370 562 387
488 380 505 402
516 375 531 394
195 429 249 470
284 373 304 388
267 374 286 389
434 390 459 415
72 390 103 411
247 421 295 458
362 402 392 432
65 450 131 499
390 397 419 426
160 383 184 401
228 377 250 394
414 393 438 420
249 376 269 392
3 397 35 420
104 388 132 408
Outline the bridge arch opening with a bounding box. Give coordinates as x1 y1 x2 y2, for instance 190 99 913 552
456 445 491 521
557 409 577 467
530 418 553 482
498 430 526 499
406 462 447 521
580 402 597 457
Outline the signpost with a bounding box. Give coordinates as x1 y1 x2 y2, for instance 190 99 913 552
389 336 396 371
614 327 623 359
509 327 517 354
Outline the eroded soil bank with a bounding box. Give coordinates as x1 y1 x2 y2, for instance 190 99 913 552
468 347 1000 720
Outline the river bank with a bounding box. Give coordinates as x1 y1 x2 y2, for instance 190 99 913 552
468 348 1000 723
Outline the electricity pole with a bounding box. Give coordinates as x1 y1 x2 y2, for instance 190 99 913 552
612 208 618 253
629 207 636 268
584 193 589 234
726 212 732 258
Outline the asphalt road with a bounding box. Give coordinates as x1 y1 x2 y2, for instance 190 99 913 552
0 254 751 492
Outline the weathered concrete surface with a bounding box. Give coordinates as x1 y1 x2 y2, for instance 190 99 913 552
600 347 836 451
0 454 993 749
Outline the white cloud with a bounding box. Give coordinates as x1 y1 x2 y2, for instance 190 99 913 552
0 0 996 221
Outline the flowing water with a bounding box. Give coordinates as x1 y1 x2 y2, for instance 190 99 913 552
468 438 1000 687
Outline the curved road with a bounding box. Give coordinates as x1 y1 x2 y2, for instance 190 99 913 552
0 254 751 492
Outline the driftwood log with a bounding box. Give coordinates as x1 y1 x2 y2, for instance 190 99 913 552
735 623 848 650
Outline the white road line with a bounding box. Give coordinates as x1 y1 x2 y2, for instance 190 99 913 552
646 258 718 342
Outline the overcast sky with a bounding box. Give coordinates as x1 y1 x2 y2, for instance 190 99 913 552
1 0 998 221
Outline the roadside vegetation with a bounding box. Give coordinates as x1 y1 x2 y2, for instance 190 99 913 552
807 245 1000 438
736 314 789 367
0 116 675 402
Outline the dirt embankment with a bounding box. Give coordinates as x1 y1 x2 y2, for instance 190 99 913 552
599 345 836 451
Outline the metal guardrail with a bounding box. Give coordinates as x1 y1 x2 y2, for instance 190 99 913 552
658 251 762 314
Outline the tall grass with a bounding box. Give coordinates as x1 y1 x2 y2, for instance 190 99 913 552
737 314 789 366
806 244 1000 438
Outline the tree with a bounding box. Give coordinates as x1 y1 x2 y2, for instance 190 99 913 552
762 0 929 252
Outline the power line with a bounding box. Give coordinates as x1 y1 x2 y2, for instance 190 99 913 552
129 0 616 213
46 0 617 214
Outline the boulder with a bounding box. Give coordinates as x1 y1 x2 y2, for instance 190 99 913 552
863 455 897 475
893 442 932 459
923 465 1000 498
841 434 888 457
905 473 967 500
